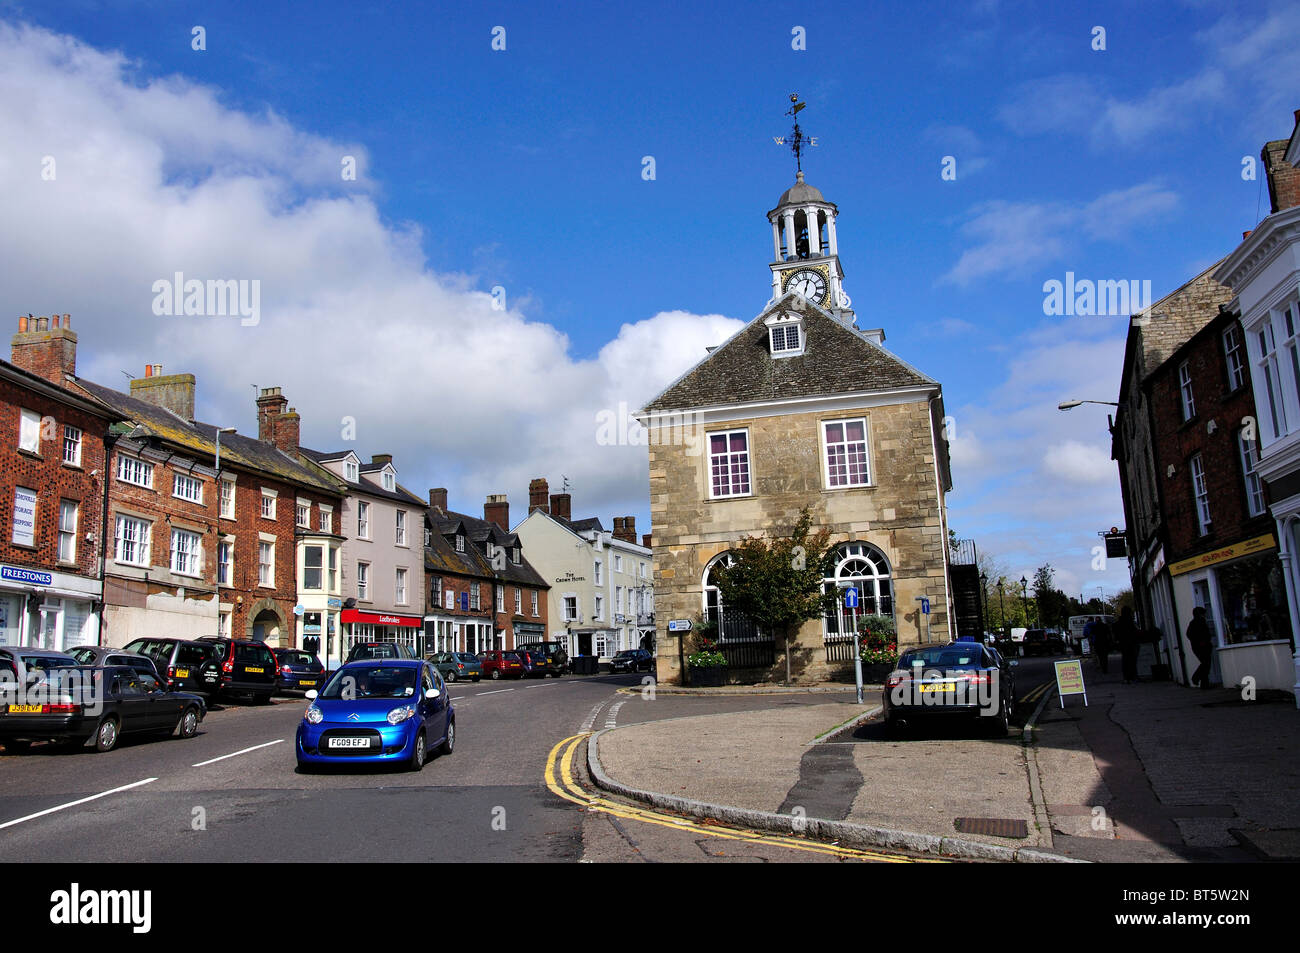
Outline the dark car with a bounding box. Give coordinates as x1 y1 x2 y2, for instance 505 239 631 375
1022 628 1065 656
121 638 219 696
609 649 654 674
270 647 325 694
478 650 524 680
66 646 163 682
882 641 1017 736
427 652 482 683
297 660 454 772
195 638 279 703
0 648 79 688
516 641 569 676
516 650 549 678
345 641 416 663
0 665 205 753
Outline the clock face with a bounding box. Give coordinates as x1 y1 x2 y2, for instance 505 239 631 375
785 268 827 304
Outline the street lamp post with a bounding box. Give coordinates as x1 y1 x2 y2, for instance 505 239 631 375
1020 575 1029 626
997 581 1006 639
213 426 237 641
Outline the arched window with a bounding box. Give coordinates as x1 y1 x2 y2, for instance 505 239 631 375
702 552 762 641
821 542 893 639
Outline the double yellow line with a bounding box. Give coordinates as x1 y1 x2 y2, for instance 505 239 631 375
1020 681 1055 707
543 733 943 863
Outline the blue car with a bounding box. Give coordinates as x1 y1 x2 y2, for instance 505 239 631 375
296 660 455 772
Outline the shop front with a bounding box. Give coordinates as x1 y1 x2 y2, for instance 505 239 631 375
0 564 101 652
423 613 494 655
340 608 424 659
1169 533 1294 691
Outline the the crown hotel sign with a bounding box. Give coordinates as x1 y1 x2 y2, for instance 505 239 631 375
11 487 36 548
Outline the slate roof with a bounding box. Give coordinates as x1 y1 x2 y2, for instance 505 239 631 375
299 447 424 506
75 379 343 496
640 292 937 413
426 507 548 589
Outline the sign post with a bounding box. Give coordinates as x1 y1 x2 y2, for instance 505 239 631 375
916 595 931 644
1053 659 1088 707
844 586 861 704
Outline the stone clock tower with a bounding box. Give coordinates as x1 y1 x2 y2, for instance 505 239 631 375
767 170 853 324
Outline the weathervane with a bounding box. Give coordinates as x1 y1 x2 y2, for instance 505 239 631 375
773 93 818 173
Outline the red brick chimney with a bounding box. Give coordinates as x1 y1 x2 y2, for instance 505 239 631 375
10 314 76 386
484 493 509 531
255 387 299 453
642 533 652 549
613 516 636 543
550 493 572 521
1264 124 1300 213
429 488 448 513
528 477 550 514
130 363 196 421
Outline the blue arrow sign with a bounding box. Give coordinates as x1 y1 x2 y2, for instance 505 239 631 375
921 597 931 615
843 587 859 609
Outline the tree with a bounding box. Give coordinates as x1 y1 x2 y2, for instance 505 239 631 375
712 508 837 685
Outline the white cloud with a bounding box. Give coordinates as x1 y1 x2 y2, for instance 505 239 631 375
0 21 742 522
1043 440 1114 484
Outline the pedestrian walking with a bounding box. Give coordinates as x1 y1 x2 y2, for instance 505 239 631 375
1115 607 1139 683
1092 617 1112 673
1187 607 1214 689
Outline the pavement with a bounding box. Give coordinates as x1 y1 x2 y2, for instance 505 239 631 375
588 655 1300 862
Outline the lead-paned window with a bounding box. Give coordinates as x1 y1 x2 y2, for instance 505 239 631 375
824 417 870 487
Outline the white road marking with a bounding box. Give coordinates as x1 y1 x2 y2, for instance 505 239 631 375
604 699 627 729
474 688 514 696
0 777 157 830
192 739 283 767
580 698 609 733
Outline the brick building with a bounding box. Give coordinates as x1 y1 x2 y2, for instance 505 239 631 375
1 315 124 650
423 489 549 654
635 171 953 686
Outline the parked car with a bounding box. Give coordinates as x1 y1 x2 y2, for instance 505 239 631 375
478 650 525 680
270 647 326 694
882 641 1017 736
516 650 549 678
0 647 79 689
1022 628 1065 656
0 665 205 753
296 660 454 772
195 638 279 703
120 638 216 695
609 649 654 674
515 641 569 676
345 641 416 663
427 652 482 683
66 646 163 682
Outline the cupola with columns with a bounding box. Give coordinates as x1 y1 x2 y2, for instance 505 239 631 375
767 170 852 320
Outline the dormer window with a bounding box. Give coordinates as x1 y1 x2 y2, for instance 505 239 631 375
383 470 394 491
765 313 805 358
345 460 359 482
455 534 464 553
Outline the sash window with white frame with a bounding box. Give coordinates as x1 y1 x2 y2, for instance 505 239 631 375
173 472 202 504
356 561 369 600
1238 431 1265 517
395 510 406 545
396 567 407 604
823 417 870 487
220 478 236 519
1178 361 1195 421
62 425 82 466
531 590 538 617
117 454 153 489
114 515 151 566
1191 454 1212 535
708 430 751 498
57 500 78 562
1224 325 1247 391
218 539 233 585
170 528 201 577
1256 319 1287 440
258 541 274 586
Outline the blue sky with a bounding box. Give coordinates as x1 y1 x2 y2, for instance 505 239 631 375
2 0 1297 600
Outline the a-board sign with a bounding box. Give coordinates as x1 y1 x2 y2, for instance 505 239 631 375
1054 658 1088 707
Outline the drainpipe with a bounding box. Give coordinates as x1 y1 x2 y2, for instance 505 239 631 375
96 431 120 646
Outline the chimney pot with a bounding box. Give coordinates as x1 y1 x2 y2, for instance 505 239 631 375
63 314 70 329
10 311 78 385
51 314 59 330
17 316 26 332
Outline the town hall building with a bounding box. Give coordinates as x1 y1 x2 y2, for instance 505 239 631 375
636 160 954 686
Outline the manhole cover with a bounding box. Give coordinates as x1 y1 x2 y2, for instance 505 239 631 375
953 817 1029 839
